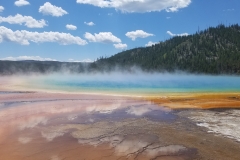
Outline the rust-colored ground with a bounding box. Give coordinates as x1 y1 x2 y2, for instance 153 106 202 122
147 93 240 109
0 91 240 160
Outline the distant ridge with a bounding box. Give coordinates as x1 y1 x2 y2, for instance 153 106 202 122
1 24 240 75
0 61 89 75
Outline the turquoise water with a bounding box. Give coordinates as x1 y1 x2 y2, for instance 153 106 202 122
32 73 240 95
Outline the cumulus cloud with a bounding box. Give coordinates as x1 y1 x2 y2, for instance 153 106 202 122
0 26 87 45
76 0 191 13
39 2 68 17
166 31 189 37
145 41 158 47
84 21 95 26
15 0 30 7
114 43 127 50
126 30 154 41
66 24 77 30
68 58 93 63
84 32 121 43
0 6 4 12
0 56 57 61
0 14 47 28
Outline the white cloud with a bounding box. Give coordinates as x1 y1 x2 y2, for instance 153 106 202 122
0 56 57 61
39 2 68 17
166 31 189 37
0 6 4 12
0 26 87 45
114 43 127 50
66 24 77 30
0 14 47 28
15 0 30 7
0 56 95 62
84 21 95 26
145 41 158 47
68 58 93 63
126 30 154 41
76 0 191 13
223 9 235 12
84 32 121 43
82 59 94 63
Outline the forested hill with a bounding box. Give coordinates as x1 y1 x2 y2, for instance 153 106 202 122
94 24 240 74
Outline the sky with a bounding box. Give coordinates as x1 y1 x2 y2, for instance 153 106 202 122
0 0 239 62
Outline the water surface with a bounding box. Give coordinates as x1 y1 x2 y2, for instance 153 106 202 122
17 73 240 95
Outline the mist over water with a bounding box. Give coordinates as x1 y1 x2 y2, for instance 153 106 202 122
12 71 240 95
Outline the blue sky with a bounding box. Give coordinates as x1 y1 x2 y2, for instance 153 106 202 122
0 0 239 62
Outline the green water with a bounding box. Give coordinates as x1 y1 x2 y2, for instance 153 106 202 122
27 73 240 95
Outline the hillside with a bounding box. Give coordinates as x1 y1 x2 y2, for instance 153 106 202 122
94 24 240 74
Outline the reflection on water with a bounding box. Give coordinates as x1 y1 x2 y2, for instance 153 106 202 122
18 137 32 144
0 93 196 160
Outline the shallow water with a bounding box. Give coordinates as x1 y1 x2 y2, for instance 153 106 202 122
1 92 240 159
0 93 196 160
11 73 240 95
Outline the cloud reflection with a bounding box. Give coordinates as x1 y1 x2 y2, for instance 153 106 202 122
126 106 151 116
51 155 61 160
85 102 122 114
146 145 187 157
19 116 48 130
41 130 65 141
18 137 32 144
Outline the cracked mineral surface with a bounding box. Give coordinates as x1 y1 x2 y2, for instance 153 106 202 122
0 92 240 160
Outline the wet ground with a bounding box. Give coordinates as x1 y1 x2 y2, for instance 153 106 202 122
0 92 240 160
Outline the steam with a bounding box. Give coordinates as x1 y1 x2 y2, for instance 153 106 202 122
12 71 240 95
1 67 240 96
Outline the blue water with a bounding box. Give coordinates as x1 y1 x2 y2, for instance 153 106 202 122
35 73 240 94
